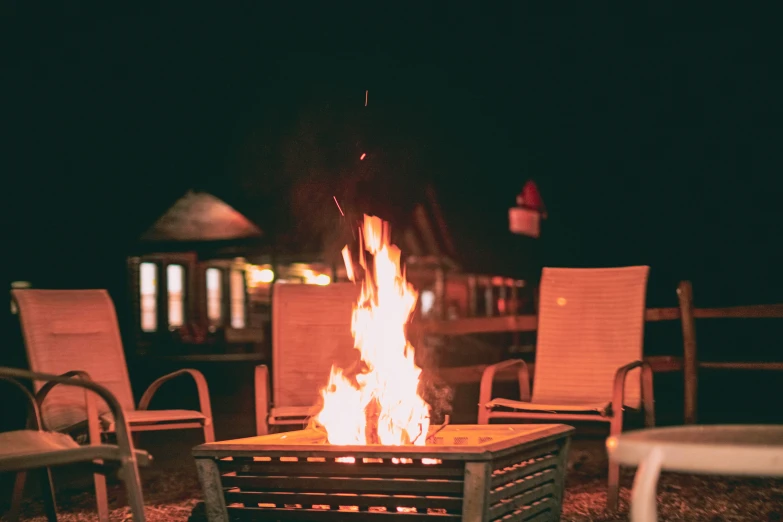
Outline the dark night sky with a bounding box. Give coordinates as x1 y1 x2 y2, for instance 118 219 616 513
3 3 783 308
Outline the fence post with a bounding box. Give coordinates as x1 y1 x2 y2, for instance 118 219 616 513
434 266 446 321
484 277 494 317
510 281 520 351
467 275 478 317
677 280 698 424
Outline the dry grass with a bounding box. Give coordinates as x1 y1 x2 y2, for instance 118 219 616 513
5 439 782 521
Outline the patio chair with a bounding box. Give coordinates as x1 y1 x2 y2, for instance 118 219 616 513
0 366 149 522
11 289 214 521
477 266 656 511
255 283 360 435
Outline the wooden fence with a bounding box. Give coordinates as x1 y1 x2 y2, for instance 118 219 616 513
413 281 783 424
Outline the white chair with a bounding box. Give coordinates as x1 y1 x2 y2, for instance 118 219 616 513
607 424 783 521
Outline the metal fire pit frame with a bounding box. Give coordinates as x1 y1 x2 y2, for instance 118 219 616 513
193 424 573 522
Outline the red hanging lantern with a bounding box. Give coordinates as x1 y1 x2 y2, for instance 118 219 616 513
509 180 547 238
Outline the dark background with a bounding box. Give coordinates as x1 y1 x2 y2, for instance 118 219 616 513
2 4 782 412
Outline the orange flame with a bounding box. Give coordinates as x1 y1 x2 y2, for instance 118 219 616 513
314 215 431 445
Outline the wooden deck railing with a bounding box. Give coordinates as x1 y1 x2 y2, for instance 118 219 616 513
414 281 783 424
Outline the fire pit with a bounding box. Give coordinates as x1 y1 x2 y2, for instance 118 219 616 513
193 423 573 521
194 215 573 520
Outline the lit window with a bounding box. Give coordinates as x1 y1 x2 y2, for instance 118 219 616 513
247 265 274 286
140 262 157 332
420 290 435 316
167 264 185 328
206 268 223 327
230 269 246 329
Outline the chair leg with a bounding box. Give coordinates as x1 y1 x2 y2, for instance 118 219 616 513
254 365 270 436
477 405 490 425
118 460 147 522
114 428 140 510
642 365 656 428
631 447 664 522
9 469 58 522
607 413 624 511
9 471 27 521
41 467 58 522
94 467 110 522
203 420 215 443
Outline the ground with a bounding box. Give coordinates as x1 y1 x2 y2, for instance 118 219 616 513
4 433 782 522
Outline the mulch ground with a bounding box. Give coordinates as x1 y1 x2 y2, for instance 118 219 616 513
4 439 782 521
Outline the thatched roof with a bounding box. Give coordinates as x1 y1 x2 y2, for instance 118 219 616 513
140 191 262 242
398 186 460 269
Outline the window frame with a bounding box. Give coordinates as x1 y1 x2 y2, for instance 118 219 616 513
131 252 197 338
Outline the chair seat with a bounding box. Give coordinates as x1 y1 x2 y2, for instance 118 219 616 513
0 430 80 457
100 409 207 431
486 397 611 415
270 406 318 423
127 409 207 424
0 430 151 472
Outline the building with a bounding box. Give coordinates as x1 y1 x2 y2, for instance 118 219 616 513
127 188 528 361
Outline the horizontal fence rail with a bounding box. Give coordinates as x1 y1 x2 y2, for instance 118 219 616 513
414 305 783 336
416 280 783 425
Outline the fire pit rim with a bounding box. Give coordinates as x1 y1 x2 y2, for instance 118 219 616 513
193 424 574 461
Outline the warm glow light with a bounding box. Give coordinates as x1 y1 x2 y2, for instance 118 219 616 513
341 246 355 281
420 290 435 316
167 264 185 328
230 269 246 328
140 262 158 332
360 153 366 160
303 270 331 286
249 267 275 285
206 268 223 326
313 215 431 445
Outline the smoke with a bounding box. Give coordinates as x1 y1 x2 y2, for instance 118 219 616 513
416 337 454 424
419 374 454 425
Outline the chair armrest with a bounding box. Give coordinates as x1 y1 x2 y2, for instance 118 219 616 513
36 370 92 406
138 369 213 425
134 449 153 467
612 360 654 421
478 359 531 424
0 367 137 464
254 365 270 435
35 370 101 443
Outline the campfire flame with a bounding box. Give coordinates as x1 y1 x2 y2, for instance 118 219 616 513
313 215 431 445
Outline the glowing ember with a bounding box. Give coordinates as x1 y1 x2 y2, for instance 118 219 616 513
332 195 345 216
313 214 431 445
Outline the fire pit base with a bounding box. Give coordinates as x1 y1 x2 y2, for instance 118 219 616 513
193 424 573 522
